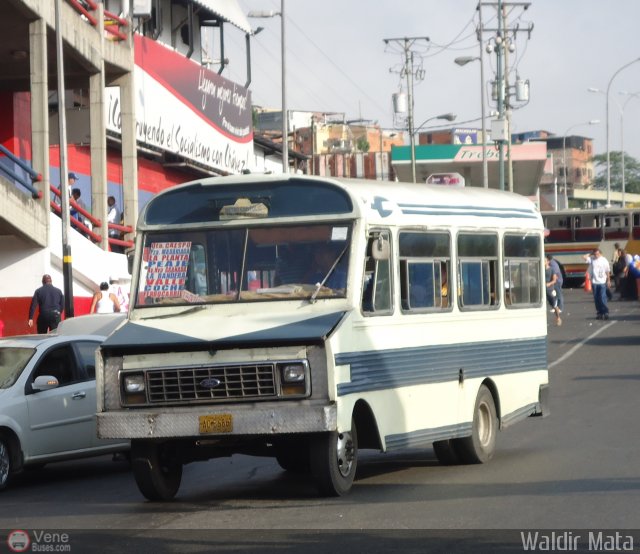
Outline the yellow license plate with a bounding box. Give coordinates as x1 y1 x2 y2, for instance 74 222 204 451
199 414 233 434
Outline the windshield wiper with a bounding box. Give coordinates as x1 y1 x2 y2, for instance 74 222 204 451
309 244 349 304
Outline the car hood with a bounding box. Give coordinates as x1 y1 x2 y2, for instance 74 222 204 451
101 309 348 353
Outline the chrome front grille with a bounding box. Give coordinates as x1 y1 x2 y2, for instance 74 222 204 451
146 363 277 404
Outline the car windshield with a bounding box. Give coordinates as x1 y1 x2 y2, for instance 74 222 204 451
0 347 36 389
134 223 352 307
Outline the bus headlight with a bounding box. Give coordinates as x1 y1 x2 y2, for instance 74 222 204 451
281 364 305 383
124 374 145 392
122 373 146 405
277 361 309 396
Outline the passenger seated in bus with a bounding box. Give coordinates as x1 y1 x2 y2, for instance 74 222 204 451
304 242 347 289
440 262 449 307
274 244 309 285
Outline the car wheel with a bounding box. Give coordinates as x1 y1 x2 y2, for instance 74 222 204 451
309 421 358 497
0 435 14 491
131 440 182 501
453 384 498 464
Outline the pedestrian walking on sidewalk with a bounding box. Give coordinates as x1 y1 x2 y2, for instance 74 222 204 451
545 256 562 326
546 254 564 312
28 274 64 333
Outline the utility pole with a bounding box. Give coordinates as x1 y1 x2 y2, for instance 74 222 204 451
478 4 489 188
383 36 429 183
502 5 514 192
496 0 506 191
480 1 532 192
55 0 74 318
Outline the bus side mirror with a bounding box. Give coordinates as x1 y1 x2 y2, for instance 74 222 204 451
372 235 390 261
126 250 135 275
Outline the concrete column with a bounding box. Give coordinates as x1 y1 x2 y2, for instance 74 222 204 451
90 6 108 250
117 70 138 242
463 166 473 187
29 17 50 243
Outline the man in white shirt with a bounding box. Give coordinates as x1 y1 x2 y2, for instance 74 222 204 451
107 196 120 234
107 195 123 252
584 248 611 320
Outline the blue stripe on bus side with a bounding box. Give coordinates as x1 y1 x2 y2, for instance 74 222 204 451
384 402 541 451
399 208 540 220
385 422 473 451
397 203 538 217
335 337 547 396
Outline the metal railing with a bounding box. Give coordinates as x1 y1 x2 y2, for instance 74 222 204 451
66 0 129 42
50 184 134 251
0 145 42 199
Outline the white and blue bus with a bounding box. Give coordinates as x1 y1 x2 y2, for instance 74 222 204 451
96 174 549 501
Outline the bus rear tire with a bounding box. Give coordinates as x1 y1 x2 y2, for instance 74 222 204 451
310 422 358 497
433 439 460 465
454 385 497 464
131 440 182 501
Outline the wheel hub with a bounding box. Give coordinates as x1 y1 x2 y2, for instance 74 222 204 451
477 401 492 446
336 432 354 477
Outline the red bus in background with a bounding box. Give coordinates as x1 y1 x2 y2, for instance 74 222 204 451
542 208 640 283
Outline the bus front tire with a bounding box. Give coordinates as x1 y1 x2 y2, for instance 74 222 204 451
454 385 498 464
310 423 358 497
131 440 182 501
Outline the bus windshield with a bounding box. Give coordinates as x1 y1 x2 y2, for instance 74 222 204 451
135 223 352 307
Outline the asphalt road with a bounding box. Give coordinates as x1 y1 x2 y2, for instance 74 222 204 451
1 288 639 552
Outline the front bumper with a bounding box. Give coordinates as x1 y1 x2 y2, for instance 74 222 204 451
97 402 336 439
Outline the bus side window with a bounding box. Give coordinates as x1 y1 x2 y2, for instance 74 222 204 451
457 233 499 310
362 231 392 315
504 234 542 308
398 231 451 313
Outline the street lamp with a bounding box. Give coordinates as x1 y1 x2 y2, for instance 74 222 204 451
591 58 640 207
455 55 488 188
248 1 288 174
411 112 456 183
562 120 599 210
618 91 640 207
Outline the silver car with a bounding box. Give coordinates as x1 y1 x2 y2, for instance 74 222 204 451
0 315 129 490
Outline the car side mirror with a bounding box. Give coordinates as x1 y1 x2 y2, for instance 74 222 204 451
32 375 60 392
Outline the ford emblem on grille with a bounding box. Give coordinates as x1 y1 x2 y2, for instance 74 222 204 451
200 377 222 389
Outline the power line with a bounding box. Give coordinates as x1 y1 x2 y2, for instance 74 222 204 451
285 16 390 115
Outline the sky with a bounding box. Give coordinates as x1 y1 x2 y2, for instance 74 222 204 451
222 0 640 162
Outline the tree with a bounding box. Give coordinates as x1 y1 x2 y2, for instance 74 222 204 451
592 151 640 194
356 137 370 153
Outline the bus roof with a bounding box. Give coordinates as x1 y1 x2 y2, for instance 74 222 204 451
139 174 541 229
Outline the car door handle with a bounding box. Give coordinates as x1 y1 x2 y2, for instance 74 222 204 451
72 391 86 399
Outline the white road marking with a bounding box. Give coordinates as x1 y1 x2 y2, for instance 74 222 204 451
549 321 617 369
